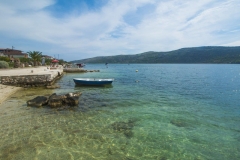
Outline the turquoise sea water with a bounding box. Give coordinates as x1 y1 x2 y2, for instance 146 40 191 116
0 64 240 160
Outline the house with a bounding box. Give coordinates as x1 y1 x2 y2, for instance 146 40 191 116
0 48 28 58
42 55 54 59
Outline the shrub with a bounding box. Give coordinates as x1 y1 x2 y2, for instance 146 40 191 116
0 56 10 62
8 62 14 68
0 61 9 68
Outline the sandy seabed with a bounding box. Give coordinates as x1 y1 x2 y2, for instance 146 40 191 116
0 84 22 105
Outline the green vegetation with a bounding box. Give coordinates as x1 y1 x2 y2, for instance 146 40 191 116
1 50 68 68
58 59 68 65
0 56 10 62
0 61 9 68
44 58 52 65
71 46 240 64
19 57 31 63
8 62 14 68
27 51 42 66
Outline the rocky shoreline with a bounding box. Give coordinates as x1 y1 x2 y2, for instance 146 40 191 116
0 66 100 107
0 66 63 104
0 66 101 105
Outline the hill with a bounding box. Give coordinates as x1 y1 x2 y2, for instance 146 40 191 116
71 46 240 64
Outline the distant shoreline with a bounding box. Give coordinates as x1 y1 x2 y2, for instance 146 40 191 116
71 46 240 64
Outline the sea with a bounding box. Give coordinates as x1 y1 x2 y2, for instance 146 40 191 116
0 64 239 160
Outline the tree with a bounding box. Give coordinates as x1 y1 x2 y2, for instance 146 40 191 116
19 57 30 63
58 59 67 65
45 58 52 65
27 51 42 66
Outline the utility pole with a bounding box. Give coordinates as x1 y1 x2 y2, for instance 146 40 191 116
12 46 14 50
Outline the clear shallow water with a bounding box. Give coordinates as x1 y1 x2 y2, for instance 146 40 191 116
0 64 240 160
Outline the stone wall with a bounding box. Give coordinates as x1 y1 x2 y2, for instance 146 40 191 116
0 74 52 87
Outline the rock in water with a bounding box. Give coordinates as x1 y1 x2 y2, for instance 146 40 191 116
27 96 48 107
48 93 65 108
63 92 82 106
27 92 82 108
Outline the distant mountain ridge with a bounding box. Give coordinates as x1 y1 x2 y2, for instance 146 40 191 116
71 46 240 64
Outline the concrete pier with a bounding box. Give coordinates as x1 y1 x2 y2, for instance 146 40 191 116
0 66 63 87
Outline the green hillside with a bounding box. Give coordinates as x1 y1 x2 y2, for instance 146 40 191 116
71 46 240 64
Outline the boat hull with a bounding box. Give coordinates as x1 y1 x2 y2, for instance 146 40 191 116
73 78 114 86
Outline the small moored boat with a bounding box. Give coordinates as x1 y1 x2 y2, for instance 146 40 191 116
73 78 114 86
76 63 85 68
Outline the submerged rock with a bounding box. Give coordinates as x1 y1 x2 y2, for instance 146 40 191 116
111 121 134 131
27 96 48 107
111 119 137 138
170 119 188 127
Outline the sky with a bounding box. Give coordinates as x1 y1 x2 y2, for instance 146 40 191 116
0 0 240 61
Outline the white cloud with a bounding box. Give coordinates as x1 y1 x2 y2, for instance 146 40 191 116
0 0 55 10
0 0 239 60
223 40 240 46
